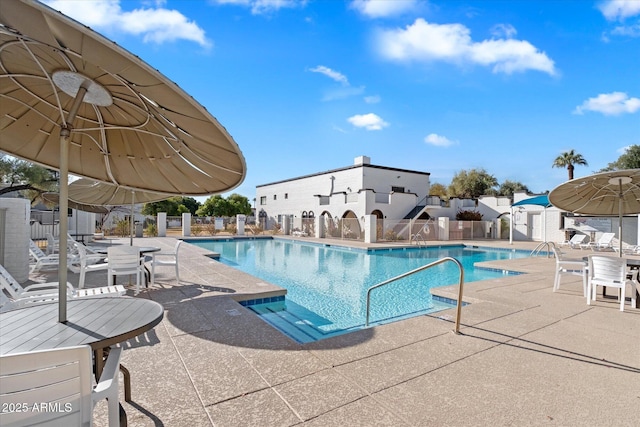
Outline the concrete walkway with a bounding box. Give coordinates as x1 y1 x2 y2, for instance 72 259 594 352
31 237 640 426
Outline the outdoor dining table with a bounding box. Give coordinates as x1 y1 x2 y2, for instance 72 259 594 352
0 296 163 426
70 232 97 244
0 296 163 380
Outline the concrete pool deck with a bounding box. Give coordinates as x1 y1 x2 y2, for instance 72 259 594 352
29 236 640 426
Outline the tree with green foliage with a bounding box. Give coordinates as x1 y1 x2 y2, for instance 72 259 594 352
0 156 58 203
429 182 448 199
600 145 640 171
196 193 251 217
552 149 588 180
448 168 498 198
142 196 201 216
178 197 201 215
497 180 530 198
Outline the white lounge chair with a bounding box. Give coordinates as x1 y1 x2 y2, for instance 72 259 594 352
28 239 63 273
587 255 637 311
552 247 588 297
0 263 125 307
558 234 587 249
151 240 182 285
580 232 615 251
0 345 122 427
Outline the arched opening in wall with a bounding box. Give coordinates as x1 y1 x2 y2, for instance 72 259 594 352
300 211 315 236
371 209 384 240
341 210 361 240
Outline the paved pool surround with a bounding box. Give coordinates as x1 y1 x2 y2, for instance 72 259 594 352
28 236 639 426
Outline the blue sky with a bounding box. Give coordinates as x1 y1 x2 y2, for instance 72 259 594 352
43 0 640 200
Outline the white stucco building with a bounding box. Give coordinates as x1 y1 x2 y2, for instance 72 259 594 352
255 156 433 231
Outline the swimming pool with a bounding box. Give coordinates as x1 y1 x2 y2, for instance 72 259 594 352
191 238 529 342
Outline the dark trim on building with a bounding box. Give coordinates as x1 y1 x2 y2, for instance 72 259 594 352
256 164 430 188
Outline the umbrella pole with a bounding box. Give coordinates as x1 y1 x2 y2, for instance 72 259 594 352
58 131 69 323
618 180 623 256
58 86 87 323
130 191 135 246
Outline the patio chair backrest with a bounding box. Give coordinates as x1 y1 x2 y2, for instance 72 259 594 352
569 234 586 244
28 239 48 260
0 345 94 426
597 232 615 245
0 264 23 300
108 246 142 272
588 255 625 283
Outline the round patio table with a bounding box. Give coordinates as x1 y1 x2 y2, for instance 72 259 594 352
0 297 163 426
0 296 163 372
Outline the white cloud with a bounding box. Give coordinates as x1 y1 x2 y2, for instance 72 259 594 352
309 66 349 85
350 0 418 18
322 86 366 101
598 0 640 21
347 113 389 130
490 23 517 38
364 95 381 104
573 92 640 115
376 18 556 75
213 0 305 15
424 133 457 147
611 23 640 37
44 0 211 48
617 145 632 155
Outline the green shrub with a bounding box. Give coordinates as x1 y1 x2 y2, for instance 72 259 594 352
456 209 482 221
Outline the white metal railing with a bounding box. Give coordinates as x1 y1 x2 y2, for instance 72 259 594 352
530 241 556 257
365 257 465 334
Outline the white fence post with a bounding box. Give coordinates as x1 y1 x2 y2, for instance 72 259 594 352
182 213 191 236
157 212 166 237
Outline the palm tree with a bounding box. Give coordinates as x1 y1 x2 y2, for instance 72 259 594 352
552 149 588 180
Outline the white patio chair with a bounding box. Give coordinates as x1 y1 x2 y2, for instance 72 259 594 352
0 345 122 427
587 255 637 311
0 263 125 306
108 246 145 295
69 243 109 289
552 247 588 297
151 240 182 285
558 234 587 249
45 232 60 254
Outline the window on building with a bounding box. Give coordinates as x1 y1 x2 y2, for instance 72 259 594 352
273 195 277 200
391 186 405 193
260 196 266 205
285 193 288 199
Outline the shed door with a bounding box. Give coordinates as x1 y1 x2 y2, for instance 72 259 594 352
530 213 542 241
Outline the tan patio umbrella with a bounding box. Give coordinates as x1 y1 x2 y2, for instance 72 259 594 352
68 178 171 245
42 192 109 215
0 1 246 321
549 169 640 255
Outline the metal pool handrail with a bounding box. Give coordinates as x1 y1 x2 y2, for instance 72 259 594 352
365 257 465 334
530 241 556 257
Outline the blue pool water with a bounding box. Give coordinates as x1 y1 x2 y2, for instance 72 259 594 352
190 239 529 342
191 238 529 342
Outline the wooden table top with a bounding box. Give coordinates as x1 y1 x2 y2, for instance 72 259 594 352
0 297 164 355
